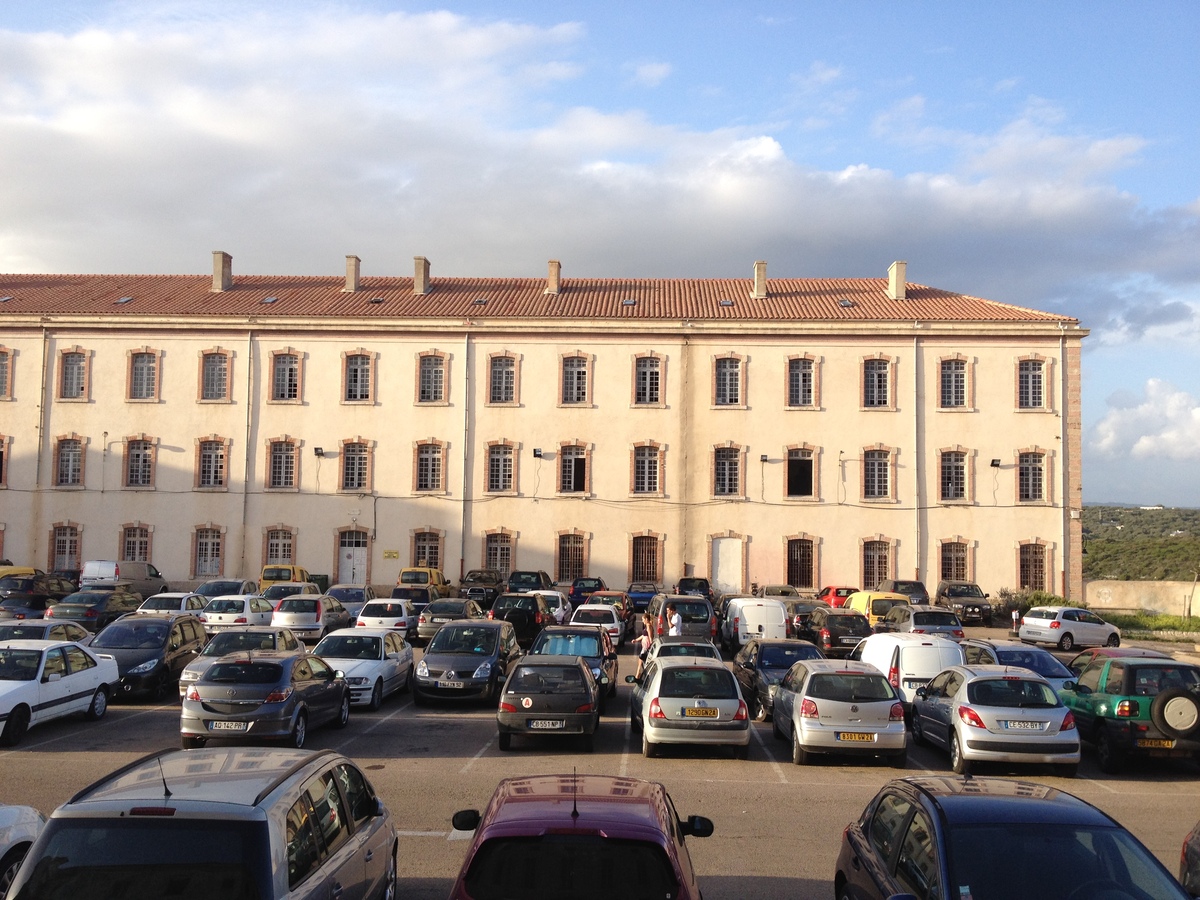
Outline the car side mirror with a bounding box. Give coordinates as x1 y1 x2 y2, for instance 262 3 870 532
607 652 618 660
914 687 927 699
681 815 714 838
333 670 345 680
625 675 638 684
1062 681 1079 692
43 673 62 683
170 642 180 651
451 809 481 832
374 798 387 818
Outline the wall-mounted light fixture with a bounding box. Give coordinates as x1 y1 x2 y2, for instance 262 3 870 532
989 458 1001 468
760 454 769 462
314 447 325 457
533 448 543 458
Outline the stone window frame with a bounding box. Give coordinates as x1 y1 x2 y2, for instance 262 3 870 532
783 443 820 502
711 352 747 408
486 352 521 406
556 440 592 495
126 346 163 402
1015 446 1052 505
1016 538 1053 593
783 532 821 590
342 348 377 405
860 534 896 590
937 353 974 412
482 528 516 575
939 536 974 583
704 530 748 592
1015 354 1055 412
119 521 154 563
0 433 10 489
630 441 665 497
411 528 445 569
265 435 301 491
263 524 297 566
785 354 821 410
485 440 518 494
192 522 226 579
194 435 232 491
197 347 233 403
339 437 375 493
48 521 83 572
861 443 898 503
0 345 13 401
711 441 746 499
555 528 590 582
557 352 594 408
628 531 665 584
415 350 451 406
268 348 305 404
413 438 448 494
122 433 159 490
57 346 91 402
861 353 897 411
54 433 87 488
938 445 973 505
334 527 373 585
631 353 667 408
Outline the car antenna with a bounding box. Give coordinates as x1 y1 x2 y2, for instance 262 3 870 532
157 755 173 799
571 767 579 819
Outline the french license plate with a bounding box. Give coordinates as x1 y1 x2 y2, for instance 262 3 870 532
436 681 464 689
208 721 248 732
837 732 875 742
839 636 859 644
1003 720 1042 730
528 720 564 729
683 707 719 718
433 617 450 623
1137 738 1175 749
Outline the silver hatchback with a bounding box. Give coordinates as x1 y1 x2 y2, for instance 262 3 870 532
271 595 352 643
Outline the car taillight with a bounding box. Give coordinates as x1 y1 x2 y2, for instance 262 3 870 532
186 686 200 701
84 609 98 618
264 687 294 703
419 614 427 624
487 610 494 619
535 611 543 624
819 627 830 647
800 698 819 718
314 608 322 621
44 608 54 617
357 621 366 626
733 700 748 721
952 629 964 638
274 601 284 611
733 615 741 628
575 702 594 713
1061 710 1077 731
1049 621 1061 629
710 616 717 637
1116 699 1140 718
234 616 247 624
499 701 517 713
889 703 905 721
958 705 986 728
888 665 899 689
648 698 666 719
912 628 926 634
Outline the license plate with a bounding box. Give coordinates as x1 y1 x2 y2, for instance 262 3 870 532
1003 720 1042 730
1137 738 1175 749
683 707 719 718
208 721 248 732
436 681 464 689
837 732 875 742
839 636 859 644
433 617 450 623
528 720 564 729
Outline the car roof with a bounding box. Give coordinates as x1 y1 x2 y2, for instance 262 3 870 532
539 624 605 635
0 639 84 651
438 619 505 630
573 604 619 613
952 664 1051 682
323 627 391 638
1078 647 1171 659
654 635 717 645
473 775 670 841
799 659 884 675
892 776 1118 828
654 656 730 671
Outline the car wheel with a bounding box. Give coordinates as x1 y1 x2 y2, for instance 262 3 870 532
1105 632 1120 648
85 686 110 721
368 680 383 711
1057 632 1075 652
1096 727 1125 773
950 732 970 775
0 844 30 895
1151 689 1200 739
153 673 172 703
180 734 206 750
290 712 308 749
497 732 511 751
380 845 398 900
791 730 809 765
910 712 926 746
1056 763 1078 778
642 731 657 758
751 697 767 722
333 692 351 729
0 705 30 747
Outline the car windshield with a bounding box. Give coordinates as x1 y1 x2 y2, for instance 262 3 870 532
463 571 498 584
995 649 1073 679
1127 665 1200 695
361 602 407 617
573 579 603 590
314 635 382 660
629 583 656 593
327 587 363 603
202 632 279 656
509 573 540 586
913 612 961 627
967 678 1059 708
61 593 109 605
195 581 244 597
496 597 536 612
400 571 431 584
0 625 46 640
833 614 869 629
655 643 720 659
205 598 246 613
807 673 895 702
676 602 710 622
0 648 43 681
533 633 601 657
0 578 32 591
0 596 37 608
426 600 465 615
947 823 1187 900
390 588 427 601
92 621 168 650
276 598 318 613
463 834 678 900
508 665 586 693
1024 608 1056 620
204 661 283 683
946 583 985 598
428 627 497 655
262 585 303 601
761 645 821 667
659 667 737 699
871 599 905 616
677 578 708 593
141 596 181 610
572 608 615 625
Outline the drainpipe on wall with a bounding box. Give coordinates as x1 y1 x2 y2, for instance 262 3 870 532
1059 323 1068 599
459 329 472 581
680 331 692 578
913 331 921 581
239 330 254 579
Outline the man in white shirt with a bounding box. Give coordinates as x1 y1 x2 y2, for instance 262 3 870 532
666 602 682 636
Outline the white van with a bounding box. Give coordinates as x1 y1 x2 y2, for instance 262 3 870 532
848 632 964 710
79 560 169 597
722 598 789 650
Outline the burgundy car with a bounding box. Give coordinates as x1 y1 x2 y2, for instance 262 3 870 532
449 774 713 900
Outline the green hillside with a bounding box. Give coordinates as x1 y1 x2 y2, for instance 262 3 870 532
1083 505 1200 581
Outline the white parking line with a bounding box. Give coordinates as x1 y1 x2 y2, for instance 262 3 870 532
460 736 495 774
752 726 789 783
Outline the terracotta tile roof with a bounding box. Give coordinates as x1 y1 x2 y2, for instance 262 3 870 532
0 272 1076 324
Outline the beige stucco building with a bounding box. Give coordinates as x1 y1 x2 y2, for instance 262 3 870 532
0 253 1086 598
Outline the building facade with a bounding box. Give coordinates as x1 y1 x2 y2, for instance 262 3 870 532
0 254 1086 598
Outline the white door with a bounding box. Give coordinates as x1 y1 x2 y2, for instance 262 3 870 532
339 532 368 583
711 538 742 597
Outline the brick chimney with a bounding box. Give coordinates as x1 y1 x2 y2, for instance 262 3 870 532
545 260 561 295
343 255 360 292
211 251 232 292
414 256 430 295
887 260 907 301
751 260 767 299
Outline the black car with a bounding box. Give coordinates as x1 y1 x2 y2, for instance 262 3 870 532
458 569 505 609
496 655 603 752
506 570 554 593
45 589 142 631
732 639 824 720
782 600 830 638
835 775 1191 900
489 593 555 648
876 579 931 605
391 585 439 617
933 580 993 624
797 607 872 658
1183 818 1200 894
90 612 208 700
528 624 619 709
674 576 715 603
413 620 523 705
0 574 78 619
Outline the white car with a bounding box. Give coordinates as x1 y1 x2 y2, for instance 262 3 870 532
0 803 44 893
1019 606 1121 652
570 604 625 645
0 640 117 746
532 590 572 624
137 592 208 614
199 594 276 634
312 628 414 710
355 599 418 639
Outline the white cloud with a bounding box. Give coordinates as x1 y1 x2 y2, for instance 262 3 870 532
1090 380 1200 461
626 61 671 88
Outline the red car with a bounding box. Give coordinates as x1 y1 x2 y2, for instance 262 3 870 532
816 585 859 608
448 774 714 900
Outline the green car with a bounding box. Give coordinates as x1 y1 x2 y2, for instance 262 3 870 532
1059 656 1200 772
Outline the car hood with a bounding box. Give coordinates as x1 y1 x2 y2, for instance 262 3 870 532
88 646 162 673
321 658 383 678
422 651 498 669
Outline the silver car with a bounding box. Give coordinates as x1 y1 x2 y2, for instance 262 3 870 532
178 625 304 697
199 594 276 634
876 604 965 640
627 657 750 758
271 595 352 642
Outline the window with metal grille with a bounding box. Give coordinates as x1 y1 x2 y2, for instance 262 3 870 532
941 542 967 581
53 526 79 571
485 533 512 577
940 451 966 501
633 446 659 493
416 443 442 491
635 357 660 404
1018 453 1044 501
863 359 889 407
558 534 584 582
714 358 740 405
123 526 150 562
1019 544 1045 591
130 352 156 399
418 355 444 403
126 440 153 487
201 353 228 400
561 357 588 404
61 352 85 398
490 357 515 403
0 350 10 398
414 532 440 568
199 441 225 487
559 446 586 492
272 354 299 401
195 528 222 577
787 539 814 588
632 536 658 582
345 354 371 401
940 359 965 408
1018 360 1044 408
56 439 82 486
267 529 293 565
270 442 295 488
487 445 513 492
788 358 813 407
863 450 889 498
863 541 889 589
714 447 739 495
787 448 813 497
342 443 368 490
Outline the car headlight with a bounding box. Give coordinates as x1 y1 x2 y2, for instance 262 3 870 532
591 667 602 679
180 670 198 682
472 661 492 679
416 659 429 677
128 658 161 675
346 677 369 686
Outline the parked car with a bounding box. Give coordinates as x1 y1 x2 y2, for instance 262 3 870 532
782 599 830 639
0 640 116 746
448 774 712 900
568 576 606 605
844 590 911 629
1020 605 1120 651
260 581 319 606
530 589 571 624
44 589 142 632
136 592 207 615
178 625 304 697
644 636 723 665
356 598 419 639
960 638 1076 694
488 593 554 647
193 578 258 598
0 574 77 618
418 598 485 643
627 656 750 758
270 593 352 642
1183 818 1200 895
413 620 522 705
458 569 504 608
0 802 43 895
933 579 993 624
505 570 553 593
0 620 93 646
626 581 658 614
796 607 873 658
674 576 715 603
876 578 930 605
848 632 966 712
732 638 824 721
569 603 626 647
1058 656 1200 772
720 597 789 651
834 775 1192 900
772 659 907 766
815 585 858 607
757 583 801 598
198 594 276 633
325 583 376 620
911 664 1081 775
875 604 965 640
79 560 168 598
397 566 453 596
7 747 397 900
647 593 719 642
180 651 350 748
312 628 413 710
90 612 207 700
527 624 618 707
258 564 310 588
1065 645 1171 676
496 655 603 751
389 585 438 618
586 590 635 635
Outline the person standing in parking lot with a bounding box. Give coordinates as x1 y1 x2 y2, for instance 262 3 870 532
634 613 654 678
667 603 682 636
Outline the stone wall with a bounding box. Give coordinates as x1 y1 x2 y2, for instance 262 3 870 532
1084 579 1200 617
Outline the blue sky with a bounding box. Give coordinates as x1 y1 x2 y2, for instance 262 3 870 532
2 1 1198 504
